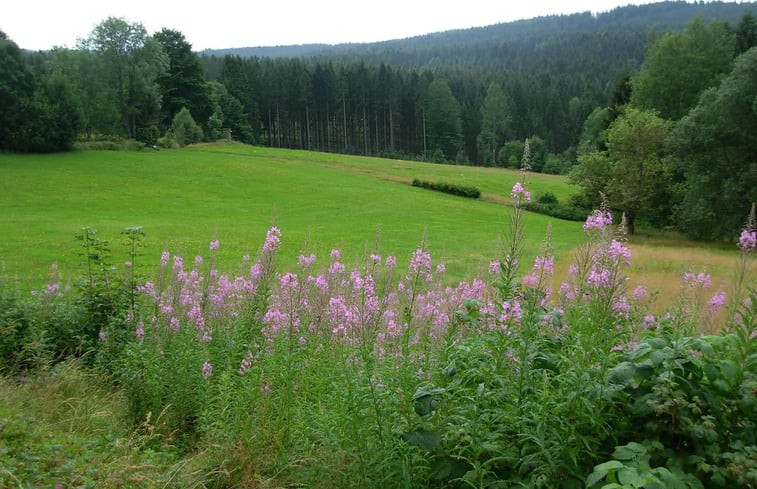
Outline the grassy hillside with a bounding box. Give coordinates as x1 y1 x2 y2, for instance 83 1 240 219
0 144 582 288
0 143 741 308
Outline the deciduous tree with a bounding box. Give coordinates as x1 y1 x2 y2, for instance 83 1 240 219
81 17 167 140
668 47 757 239
631 17 735 120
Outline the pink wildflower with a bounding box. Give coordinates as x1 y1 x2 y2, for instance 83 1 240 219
385 255 397 268
510 182 531 203
173 255 184 273
160 251 170 268
738 229 756 250
583 210 613 232
632 285 649 301
329 261 345 275
202 361 213 379
708 291 727 312
298 253 317 267
587 267 611 288
608 240 631 265
209 239 219 252
489 260 502 275
262 227 282 253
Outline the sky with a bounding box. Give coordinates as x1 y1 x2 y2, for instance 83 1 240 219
1 0 713 51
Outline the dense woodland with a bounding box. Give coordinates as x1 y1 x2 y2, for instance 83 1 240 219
0 1 756 238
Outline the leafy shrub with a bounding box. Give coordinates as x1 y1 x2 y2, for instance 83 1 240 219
525 201 589 221
602 305 757 488
156 131 178 149
411 178 481 199
537 191 559 205
170 107 203 146
73 139 146 151
0 278 29 371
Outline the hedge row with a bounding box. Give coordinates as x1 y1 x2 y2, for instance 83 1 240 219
524 201 589 222
411 178 481 199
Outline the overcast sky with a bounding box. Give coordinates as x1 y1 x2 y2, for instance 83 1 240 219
2 0 712 51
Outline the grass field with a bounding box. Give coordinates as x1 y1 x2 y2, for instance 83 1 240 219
0 143 743 302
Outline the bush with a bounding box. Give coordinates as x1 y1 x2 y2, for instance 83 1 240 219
170 107 203 146
411 178 481 199
73 139 146 151
525 201 589 221
536 191 559 205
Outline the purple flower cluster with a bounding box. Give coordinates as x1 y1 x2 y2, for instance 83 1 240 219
583 210 613 232
738 229 756 251
509 182 531 203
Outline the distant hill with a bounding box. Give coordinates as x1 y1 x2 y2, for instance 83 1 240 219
197 1 757 166
201 1 756 68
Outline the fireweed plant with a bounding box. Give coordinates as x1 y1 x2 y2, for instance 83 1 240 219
2 187 754 487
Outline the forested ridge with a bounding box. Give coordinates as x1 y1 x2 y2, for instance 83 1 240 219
1 1 756 238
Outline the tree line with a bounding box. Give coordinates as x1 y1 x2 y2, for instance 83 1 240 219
0 6 755 239
570 15 757 239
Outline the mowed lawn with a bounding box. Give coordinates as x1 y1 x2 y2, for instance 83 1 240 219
0 143 744 306
0 144 584 288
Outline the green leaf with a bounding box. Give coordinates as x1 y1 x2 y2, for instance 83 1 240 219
412 386 445 416
594 460 625 472
617 467 645 487
587 469 609 487
719 360 740 386
430 455 471 481
401 429 442 451
608 362 636 385
613 442 646 461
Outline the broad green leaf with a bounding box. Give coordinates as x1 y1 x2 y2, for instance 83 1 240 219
617 467 645 487
594 460 625 472
587 469 609 487
613 442 646 461
401 429 441 451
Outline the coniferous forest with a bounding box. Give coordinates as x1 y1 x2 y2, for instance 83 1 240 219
1 1 756 238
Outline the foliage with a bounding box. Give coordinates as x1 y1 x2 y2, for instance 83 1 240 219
169 107 204 146
153 28 213 132
0 362 181 487
667 47 757 240
524 201 588 222
80 17 168 141
570 108 673 233
477 83 513 166
0 36 80 152
425 79 463 161
1 182 754 487
631 17 736 121
600 306 757 487
498 140 525 168
411 178 481 199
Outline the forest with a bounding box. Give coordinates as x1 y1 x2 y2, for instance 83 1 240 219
0 1 755 238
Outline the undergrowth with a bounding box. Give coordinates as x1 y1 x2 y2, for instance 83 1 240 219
1 182 754 488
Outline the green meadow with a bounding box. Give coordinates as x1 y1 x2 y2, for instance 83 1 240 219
0 143 583 288
0 143 740 300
